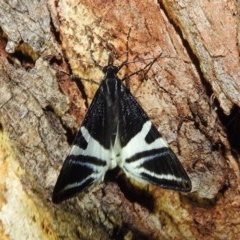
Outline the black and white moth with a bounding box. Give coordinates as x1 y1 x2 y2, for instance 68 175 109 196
52 54 191 204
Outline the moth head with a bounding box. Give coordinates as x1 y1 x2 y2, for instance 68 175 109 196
102 65 119 75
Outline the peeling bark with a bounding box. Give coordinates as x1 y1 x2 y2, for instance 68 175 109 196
0 0 239 239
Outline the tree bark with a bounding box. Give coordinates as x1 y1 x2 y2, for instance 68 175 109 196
0 0 239 239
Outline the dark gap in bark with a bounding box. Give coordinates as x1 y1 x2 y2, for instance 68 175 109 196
187 193 217 208
158 2 240 153
8 45 36 70
43 54 63 66
43 105 55 112
0 27 37 70
158 1 213 96
49 12 61 45
0 27 8 49
70 74 90 109
112 223 157 240
55 59 89 111
215 178 230 198
217 105 240 154
43 105 75 145
105 168 155 212
54 61 90 145
49 9 90 110
60 118 75 146
111 225 126 240
55 55 90 111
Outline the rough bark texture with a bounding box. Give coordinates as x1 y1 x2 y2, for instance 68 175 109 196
0 0 239 239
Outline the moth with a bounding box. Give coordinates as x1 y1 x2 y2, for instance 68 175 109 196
52 53 191 204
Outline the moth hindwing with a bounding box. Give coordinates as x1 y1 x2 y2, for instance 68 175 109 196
52 55 191 204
